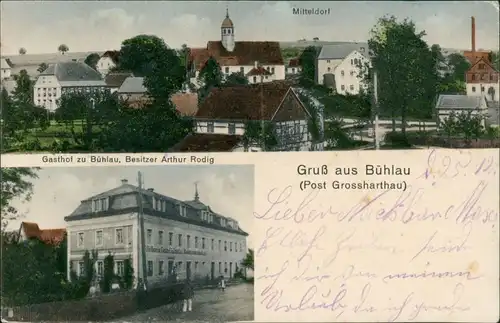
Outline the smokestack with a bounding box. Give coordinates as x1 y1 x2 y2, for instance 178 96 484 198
471 16 476 53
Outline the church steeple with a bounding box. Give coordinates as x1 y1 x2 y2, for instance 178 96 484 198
194 181 199 202
221 7 235 52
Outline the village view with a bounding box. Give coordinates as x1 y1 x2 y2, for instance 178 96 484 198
1 6 499 153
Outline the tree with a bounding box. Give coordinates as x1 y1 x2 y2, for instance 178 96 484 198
18 47 27 55
241 120 277 151
122 256 134 290
487 86 496 101
365 16 436 141
485 125 499 146
178 43 190 68
241 249 254 271
198 57 223 103
0 167 39 228
456 111 484 145
224 72 248 86
84 53 100 70
489 51 500 72
101 252 115 293
55 91 120 150
37 62 48 73
298 46 318 86
324 118 355 149
440 112 458 146
58 44 69 55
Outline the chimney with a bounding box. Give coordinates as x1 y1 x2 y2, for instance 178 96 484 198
254 61 258 68
147 188 154 192
471 16 476 53
121 179 128 185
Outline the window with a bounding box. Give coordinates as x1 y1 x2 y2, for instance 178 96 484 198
178 234 182 247
169 232 173 246
156 199 161 211
219 262 222 273
354 58 359 65
341 70 345 76
341 85 345 91
327 67 331 72
224 262 228 273
218 240 222 251
327 60 331 63
95 230 103 246
230 242 233 252
472 86 476 92
159 260 165 275
78 261 85 276
146 229 152 244
479 64 485 69
207 122 214 133
253 76 257 83
294 122 300 135
115 228 124 244
77 232 84 247
351 59 354 65
350 70 354 76
116 260 124 276
147 260 153 276
202 238 206 249
195 237 199 248
220 218 226 226
240 242 243 252
224 241 227 251
271 67 275 74
472 74 476 81
195 261 199 272
292 68 295 73
240 67 244 74
177 261 182 272
158 230 164 245
350 84 355 91
225 67 230 74
187 235 191 248
211 238 214 250
228 123 236 135
97 261 104 277
178 203 187 217
92 197 109 212
481 86 485 92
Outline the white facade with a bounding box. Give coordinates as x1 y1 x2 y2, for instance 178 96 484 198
1 58 11 79
317 58 343 84
33 75 62 111
286 66 301 75
196 120 245 136
248 73 275 84
97 56 116 77
333 51 370 95
466 83 499 102
66 212 248 286
191 64 285 87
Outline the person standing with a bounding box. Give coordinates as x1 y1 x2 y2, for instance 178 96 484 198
220 275 226 291
182 278 194 312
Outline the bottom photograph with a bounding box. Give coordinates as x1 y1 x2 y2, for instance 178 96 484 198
1 165 255 323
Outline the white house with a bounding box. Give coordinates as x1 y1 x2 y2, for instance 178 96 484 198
33 61 107 111
1 58 12 79
316 42 370 92
246 64 275 84
286 58 301 75
188 9 286 88
435 94 489 128
171 82 324 152
331 50 371 95
96 51 119 77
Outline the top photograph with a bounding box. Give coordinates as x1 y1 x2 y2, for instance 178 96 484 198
1 1 499 153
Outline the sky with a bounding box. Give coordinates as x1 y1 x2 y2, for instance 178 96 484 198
0 1 498 55
7 165 255 247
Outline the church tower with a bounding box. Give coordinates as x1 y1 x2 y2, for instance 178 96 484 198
221 8 235 52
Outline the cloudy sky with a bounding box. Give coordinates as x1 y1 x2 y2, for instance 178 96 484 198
0 1 498 55
7 165 255 246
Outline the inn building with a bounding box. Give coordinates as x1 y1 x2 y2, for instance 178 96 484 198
64 179 249 287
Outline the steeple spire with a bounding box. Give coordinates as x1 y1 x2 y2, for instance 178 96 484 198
226 4 229 18
194 181 199 201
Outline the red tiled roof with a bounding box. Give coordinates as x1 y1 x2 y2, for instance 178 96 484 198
288 58 300 67
189 41 284 71
102 50 120 64
20 221 66 245
196 83 291 120
246 67 272 76
169 133 242 152
171 92 199 116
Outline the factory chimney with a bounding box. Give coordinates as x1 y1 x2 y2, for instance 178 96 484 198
471 16 476 53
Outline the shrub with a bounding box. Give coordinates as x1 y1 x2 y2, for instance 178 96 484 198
384 131 411 147
101 253 114 294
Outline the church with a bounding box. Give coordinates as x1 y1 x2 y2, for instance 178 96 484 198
188 9 286 87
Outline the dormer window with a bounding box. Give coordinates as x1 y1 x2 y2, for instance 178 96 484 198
220 218 226 227
201 211 209 221
178 203 187 217
92 197 109 212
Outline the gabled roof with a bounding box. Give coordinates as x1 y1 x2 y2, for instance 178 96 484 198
435 94 486 110
318 42 369 60
196 82 295 120
19 221 66 245
467 56 499 73
104 72 133 88
189 41 284 71
288 58 300 67
117 76 147 93
169 133 242 152
101 50 120 64
246 66 272 76
40 61 104 82
1 58 12 69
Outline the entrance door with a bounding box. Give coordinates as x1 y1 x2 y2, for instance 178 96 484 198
186 261 192 280
229 262 232 278
210 262 215 280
